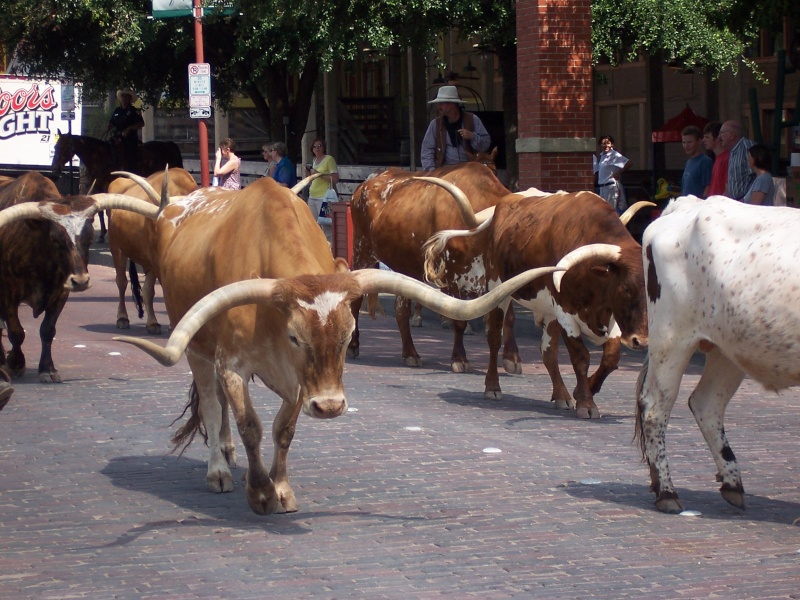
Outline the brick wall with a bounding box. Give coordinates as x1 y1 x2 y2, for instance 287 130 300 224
516 0 595 192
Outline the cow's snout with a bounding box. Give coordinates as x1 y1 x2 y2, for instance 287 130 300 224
305 394 347 419
65 273 91 292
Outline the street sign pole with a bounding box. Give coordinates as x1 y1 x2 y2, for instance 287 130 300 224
193 0 210 187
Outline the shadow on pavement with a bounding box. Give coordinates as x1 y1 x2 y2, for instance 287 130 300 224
560 479 800 525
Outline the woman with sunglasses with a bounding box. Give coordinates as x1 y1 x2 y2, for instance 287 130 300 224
305 138 339 224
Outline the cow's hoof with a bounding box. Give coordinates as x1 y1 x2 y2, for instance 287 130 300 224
39 371 61 383
451 360 471 373
655 494 684 514
502 358 522 375
278 487 298 513
484 389 503 401
246 484 279 515
207 469 234 493
720 485 746 510
553 398 574 410
146 323 162 335
411 315 423 327
576 406 601 419
116 318 130 330
403 356 423 367
346 346 359 359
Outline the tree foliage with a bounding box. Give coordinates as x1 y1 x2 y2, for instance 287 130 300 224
1 0 796 161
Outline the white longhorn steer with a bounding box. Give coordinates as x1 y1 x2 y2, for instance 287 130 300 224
636 194 800 513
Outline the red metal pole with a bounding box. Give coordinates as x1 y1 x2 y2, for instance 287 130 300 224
194 0 210 186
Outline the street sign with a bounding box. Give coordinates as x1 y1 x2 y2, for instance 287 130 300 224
188 62 211 113
189 107 211 119
188 63 211 119
61 83 75 112
61 111 75 121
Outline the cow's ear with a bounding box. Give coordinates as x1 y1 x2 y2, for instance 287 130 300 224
334 258 349 273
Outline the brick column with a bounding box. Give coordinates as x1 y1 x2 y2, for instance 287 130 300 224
516 0 595 192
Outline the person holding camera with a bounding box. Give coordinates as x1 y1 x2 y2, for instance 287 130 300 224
213 138 241 190
305 137 339 222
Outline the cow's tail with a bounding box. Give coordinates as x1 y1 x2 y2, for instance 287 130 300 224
422 213 494 287
170 381 207 456
633 354 649 462
129 260 144 319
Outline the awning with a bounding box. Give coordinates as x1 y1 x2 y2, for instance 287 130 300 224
651 105 709 143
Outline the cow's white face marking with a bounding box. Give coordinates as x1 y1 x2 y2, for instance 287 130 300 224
297 291 347 325
39 206 92 246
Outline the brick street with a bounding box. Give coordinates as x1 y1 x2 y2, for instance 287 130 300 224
0 242 798 599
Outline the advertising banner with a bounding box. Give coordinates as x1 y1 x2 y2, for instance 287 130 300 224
0 76 82 170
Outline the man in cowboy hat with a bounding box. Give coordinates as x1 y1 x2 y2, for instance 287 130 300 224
420 85 491 170
107 87 144 173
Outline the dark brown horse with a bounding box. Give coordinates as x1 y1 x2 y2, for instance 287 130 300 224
50 133 182 240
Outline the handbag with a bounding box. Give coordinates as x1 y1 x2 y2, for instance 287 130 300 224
317 184 338 226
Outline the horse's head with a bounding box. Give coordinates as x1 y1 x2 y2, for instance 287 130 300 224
466 147 498 174
51 132 74 174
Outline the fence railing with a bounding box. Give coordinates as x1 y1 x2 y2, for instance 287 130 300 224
182 160 409 202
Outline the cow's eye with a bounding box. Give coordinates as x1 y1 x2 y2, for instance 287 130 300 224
288 334 299 346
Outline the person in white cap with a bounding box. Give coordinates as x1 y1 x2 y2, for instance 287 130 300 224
107 87 144 173
421 85 491 170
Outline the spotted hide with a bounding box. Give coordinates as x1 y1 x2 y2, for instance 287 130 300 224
636 194 800 513
424 189 648 418
349 162 520 374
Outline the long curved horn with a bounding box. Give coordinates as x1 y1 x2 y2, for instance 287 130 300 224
0 202 52 228
553 243 622 292
114 279 281 366
412 176 482 228
354 266 563 321
619 201 656 225
111 171 161 204
292 172 324 194
91 193 160 219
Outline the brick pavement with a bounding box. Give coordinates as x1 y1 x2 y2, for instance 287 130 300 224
0 253 799 599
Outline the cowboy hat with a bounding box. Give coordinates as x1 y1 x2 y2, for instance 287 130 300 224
428 85 464 106
116 88 138 102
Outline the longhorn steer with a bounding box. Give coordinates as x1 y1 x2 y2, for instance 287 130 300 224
636 195 800 513
107 168 198 333
424 185 649 418
114 175 584 515
0 172 162 382
349 162 521 374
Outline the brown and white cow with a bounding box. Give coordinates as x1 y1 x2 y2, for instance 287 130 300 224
0 172 162 382
107 168 198 333
349 161 519 373
113 175 583 515
423 184 649 418
636 195 800 513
